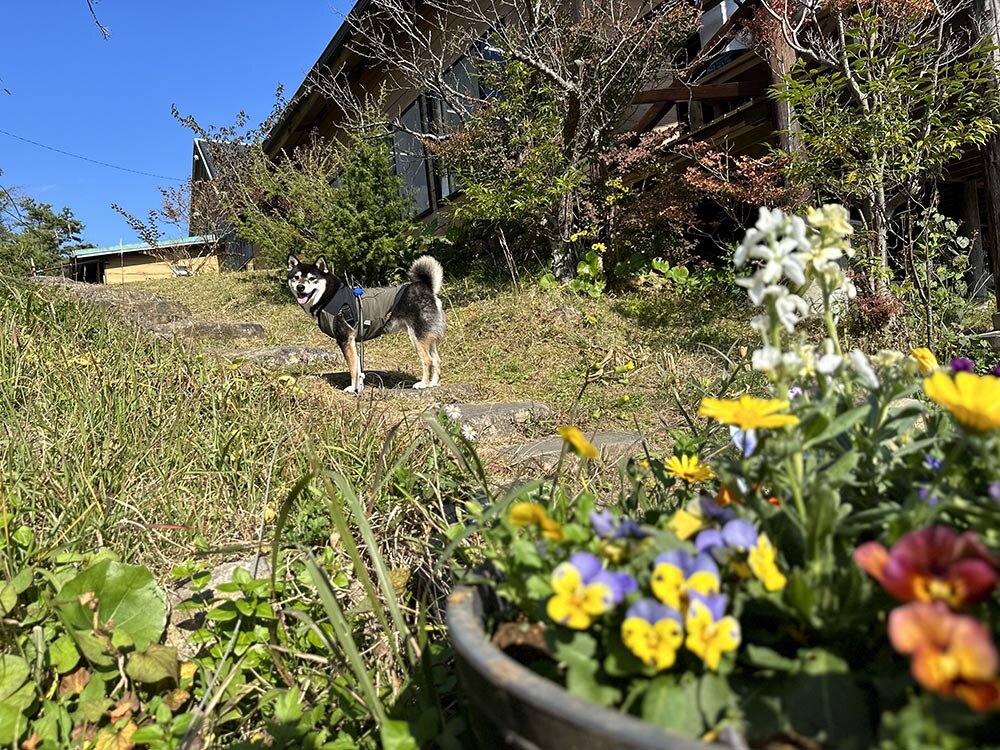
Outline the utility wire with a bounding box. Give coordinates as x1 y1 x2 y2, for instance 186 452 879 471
0 127 184 182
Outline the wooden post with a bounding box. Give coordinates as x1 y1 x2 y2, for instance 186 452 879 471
766 27 800 153
974 0 1000 324
962 181 990 299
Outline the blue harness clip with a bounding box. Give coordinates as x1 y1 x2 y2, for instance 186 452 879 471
353 286 364 297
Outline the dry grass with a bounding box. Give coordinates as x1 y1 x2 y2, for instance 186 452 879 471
134 270 751 446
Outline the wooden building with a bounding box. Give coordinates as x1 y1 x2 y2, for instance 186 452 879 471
67 235 221 284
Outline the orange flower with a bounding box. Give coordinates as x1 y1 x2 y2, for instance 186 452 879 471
889 602 1000 711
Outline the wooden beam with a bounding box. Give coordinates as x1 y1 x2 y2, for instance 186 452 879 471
974 0 1000 319
633 80 768 104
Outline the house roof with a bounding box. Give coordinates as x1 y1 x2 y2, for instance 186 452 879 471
68 235 219 260
263 0 371 155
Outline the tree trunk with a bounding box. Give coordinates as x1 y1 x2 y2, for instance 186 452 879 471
962 180 990 299
871 186 890 288
974 0 1000 328
767 27 802 156
551 193 577 282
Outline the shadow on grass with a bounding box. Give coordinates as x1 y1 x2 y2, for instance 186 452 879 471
320 370 421 390
612 285 746 353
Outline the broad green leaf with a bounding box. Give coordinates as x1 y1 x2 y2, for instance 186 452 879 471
125 644 179 685
57 560 166 652
0 582 15 616
50 634 81 674
0 702 26 746
698 673 734 726
641 673 703 737
0 655 29 701
551 631 621 707
782 666 873 750
803 405 870 449
380 719 420 750
745 645 799 672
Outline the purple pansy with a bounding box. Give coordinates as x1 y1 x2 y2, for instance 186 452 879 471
918 487 941 508
990 482 1000 504
566 552 637 605
698 495 737 524
625 598 683 626
924 455 944 472
729 425 758 457
721 519 759 551
695 529 724 555
788 386 803 399
993 363 1000 378
950 357 975 374
589 510 652 540
688 591 729 621
655 549 721 580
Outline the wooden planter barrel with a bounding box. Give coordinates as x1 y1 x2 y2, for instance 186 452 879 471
446 586 724 750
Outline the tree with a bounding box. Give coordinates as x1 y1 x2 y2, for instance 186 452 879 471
758 0 1000 281
112 182 228 275
172 102 421 281
0 196 89 276
317 0 701 281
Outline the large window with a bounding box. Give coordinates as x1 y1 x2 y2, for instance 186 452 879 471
392 98 433 216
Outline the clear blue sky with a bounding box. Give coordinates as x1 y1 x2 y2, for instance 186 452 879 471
1 1 350 246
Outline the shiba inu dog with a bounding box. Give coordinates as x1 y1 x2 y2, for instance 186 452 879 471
286 254 445 394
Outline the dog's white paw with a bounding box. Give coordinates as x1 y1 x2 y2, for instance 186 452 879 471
412 381 429 390
344 383 363 394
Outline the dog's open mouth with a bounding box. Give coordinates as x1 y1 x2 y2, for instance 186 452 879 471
296 291 313 305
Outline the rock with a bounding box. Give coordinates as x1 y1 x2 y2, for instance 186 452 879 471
452 402 550 437
501 431 645 468
213 345 343 368
146 319 266 342
166 556 272 660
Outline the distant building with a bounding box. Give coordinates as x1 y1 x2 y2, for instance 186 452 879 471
67 235 221 284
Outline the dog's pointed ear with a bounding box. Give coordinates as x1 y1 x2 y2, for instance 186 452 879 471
315 256 329 273
287 254 299 271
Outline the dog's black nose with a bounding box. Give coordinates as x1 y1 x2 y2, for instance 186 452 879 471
296 285 305 293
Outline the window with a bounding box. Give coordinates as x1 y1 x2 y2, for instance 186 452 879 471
433 55 481 200
392 99 432 215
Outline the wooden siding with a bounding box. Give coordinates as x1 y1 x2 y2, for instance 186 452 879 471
103 253 220 285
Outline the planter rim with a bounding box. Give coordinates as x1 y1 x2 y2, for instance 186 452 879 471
446 585 726 750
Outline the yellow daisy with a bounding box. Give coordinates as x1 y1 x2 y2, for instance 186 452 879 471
923 371 1000 433
665 455 714 483
508 501 564 541
911 347 939 374
557 425 599 460
698 396 799 430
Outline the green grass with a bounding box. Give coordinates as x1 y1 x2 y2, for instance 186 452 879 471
134 270 750 441
0 278 435 575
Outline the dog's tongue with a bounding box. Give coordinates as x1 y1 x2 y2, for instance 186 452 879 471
297 295 309 305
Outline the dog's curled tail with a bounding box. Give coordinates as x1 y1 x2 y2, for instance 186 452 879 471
408 255 443 295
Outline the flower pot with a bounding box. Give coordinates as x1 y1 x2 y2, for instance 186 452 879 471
446 586 721 750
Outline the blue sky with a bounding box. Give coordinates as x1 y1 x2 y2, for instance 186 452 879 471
1 1 349 246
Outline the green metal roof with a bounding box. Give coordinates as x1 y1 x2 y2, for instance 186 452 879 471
69 234 219 260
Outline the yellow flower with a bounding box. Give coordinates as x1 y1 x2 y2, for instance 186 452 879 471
263 505 276 523
651 550 720 612
923 371 1000 433
546 554 617 630
621 600 684 671
685 595 741 671
748 534 787 592
665 455 714 483
668 509 704 541
508 502 563 541
557 425 599 460
911 347 939 374
698 396 799 430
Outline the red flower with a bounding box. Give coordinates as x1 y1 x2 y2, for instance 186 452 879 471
889 602 1000 712
854 526 998 608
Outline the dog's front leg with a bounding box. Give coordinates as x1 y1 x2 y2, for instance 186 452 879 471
341 336 364 394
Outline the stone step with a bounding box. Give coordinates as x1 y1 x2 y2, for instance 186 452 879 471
145 319 266 342
500 430 645 467
213 345 343 368
451 401 550 437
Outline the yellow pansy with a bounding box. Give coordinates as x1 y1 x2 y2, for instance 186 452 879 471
748 534 787 592
668 509 704 541
621 599 685 671
685 594 741 671
508 501 563 541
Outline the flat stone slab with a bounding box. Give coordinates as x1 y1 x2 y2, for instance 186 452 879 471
501 431 645 466
147 319 266 342
450 402 550 436
213 345 343 368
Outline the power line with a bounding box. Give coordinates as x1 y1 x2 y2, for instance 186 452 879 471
0 127 185 182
